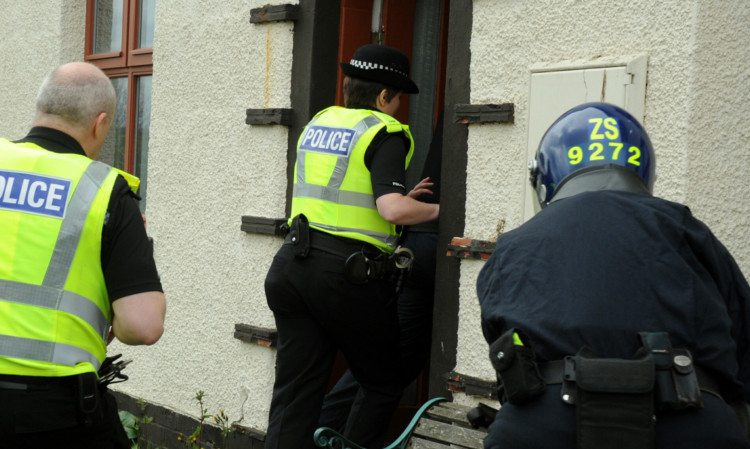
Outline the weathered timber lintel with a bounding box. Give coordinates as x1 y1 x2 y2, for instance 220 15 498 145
454 103 514 124
250 4 300 23
245 108 293 126
446 237 496 260
241 216 287 236
234 323 278 348
444 370 498 400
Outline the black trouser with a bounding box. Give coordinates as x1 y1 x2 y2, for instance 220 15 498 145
483 385 750 449
0 375 131 449
264 243 402 449
318 231 437 433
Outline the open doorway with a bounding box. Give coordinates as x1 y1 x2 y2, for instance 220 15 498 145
327 0 449 440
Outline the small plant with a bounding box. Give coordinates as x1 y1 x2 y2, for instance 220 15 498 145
119 398 160 449
214 408 234 449
119 409 138 448
137 398 156 447
178 390 234 449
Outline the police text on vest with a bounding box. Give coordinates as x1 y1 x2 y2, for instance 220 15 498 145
0 170 71 218
299 126 356 156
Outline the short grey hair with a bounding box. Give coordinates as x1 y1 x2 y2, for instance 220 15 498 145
35 63 116 128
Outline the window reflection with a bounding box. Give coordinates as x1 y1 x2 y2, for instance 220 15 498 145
135 75 152 212
93 0 124 54
99 77 128 171
139 0 155 48
89 0 154 214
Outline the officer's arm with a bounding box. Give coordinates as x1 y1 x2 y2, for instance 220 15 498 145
111 291 166 345
369 133 440 225
376 193 439 225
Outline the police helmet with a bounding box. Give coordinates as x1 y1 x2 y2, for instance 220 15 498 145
529 102 655 208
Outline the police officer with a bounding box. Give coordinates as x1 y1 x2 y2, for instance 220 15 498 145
318 111 443 433
264 44 439 449
477 103 750 449
0 62 166 448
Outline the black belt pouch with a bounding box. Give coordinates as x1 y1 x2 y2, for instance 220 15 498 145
670 348 703 409
489 328 545 405
575 350 655 449
639 331 703 410
289 214 310 259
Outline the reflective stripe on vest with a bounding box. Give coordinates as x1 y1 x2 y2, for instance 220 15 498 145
0 281 109 340
293 184 375 209
0 335 99 369
307 221 399 248
0 160 111 369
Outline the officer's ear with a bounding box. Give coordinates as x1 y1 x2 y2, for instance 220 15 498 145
92 112 110 140
376 89 389 109
86 111 111 159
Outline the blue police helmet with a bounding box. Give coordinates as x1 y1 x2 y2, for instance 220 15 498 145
529 102 656 207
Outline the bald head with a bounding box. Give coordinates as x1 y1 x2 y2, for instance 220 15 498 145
34 62 116 158
35 62 116 128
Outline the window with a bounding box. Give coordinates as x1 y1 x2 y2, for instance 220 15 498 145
85 0 155 211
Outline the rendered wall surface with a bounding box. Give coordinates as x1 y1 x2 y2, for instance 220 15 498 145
685 2 750 271
107 0 294 432
0 0 85 138
456 0 750 387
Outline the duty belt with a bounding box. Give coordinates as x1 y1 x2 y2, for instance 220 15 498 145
538 358 723 404
490 329 735 449
0 374 76 391
283 216 406 286
284 228 380 259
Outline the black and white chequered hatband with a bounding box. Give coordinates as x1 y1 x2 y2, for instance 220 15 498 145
340 44 419 94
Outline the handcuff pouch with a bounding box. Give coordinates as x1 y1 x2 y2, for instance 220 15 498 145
77 371 100 426
639 332 703 410
289 214 310 259
670 347 703 409
489 328 545 405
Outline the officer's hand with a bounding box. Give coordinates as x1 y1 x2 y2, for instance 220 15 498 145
408 177 434 199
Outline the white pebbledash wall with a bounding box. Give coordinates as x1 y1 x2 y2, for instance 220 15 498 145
454 0 750 406
109 0 294 431
0 1 86 137
0 0 748 430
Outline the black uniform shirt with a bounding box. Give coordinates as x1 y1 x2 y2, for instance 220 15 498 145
15 127 163 302
478 190 750 402
348 105 410 199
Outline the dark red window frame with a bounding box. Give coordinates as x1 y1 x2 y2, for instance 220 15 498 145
84 0 153 174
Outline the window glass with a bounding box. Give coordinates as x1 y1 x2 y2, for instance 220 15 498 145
88 0 153 212
139 0 156 48
99 77 128 170
93 0 124 54
135 75 152 212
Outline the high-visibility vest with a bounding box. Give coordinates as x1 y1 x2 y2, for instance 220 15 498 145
0 138 138 378
290 106 414 253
